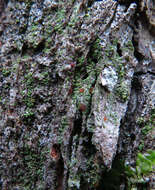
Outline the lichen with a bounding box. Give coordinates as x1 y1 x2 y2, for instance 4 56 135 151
115 81 129 102
18 145 47 189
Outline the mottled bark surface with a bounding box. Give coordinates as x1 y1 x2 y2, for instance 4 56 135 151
0 0 154 190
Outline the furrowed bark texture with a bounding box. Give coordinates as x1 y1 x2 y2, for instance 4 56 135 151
0 0 154 189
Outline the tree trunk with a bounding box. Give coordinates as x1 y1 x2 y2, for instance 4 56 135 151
0 0 154 189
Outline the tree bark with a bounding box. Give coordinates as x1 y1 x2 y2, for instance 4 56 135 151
0 0 154 189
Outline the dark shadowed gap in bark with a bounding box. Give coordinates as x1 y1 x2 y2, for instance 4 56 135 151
116 43 122 57
52 144 64 190
21 42 29 56
68 114 82 158
118 0 140 7
56 158 64 190
21 40 45 55
0 0 9 16
97 156 126 190
72 115 83 137
132 22 145 63
149 26 155 36
132 75 143 90
88 0 103 8
132 39 144 63
34 40 46 54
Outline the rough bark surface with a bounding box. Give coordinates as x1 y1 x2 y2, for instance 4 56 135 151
0 0 154 190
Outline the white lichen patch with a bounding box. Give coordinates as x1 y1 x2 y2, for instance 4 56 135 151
99 67 118 92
